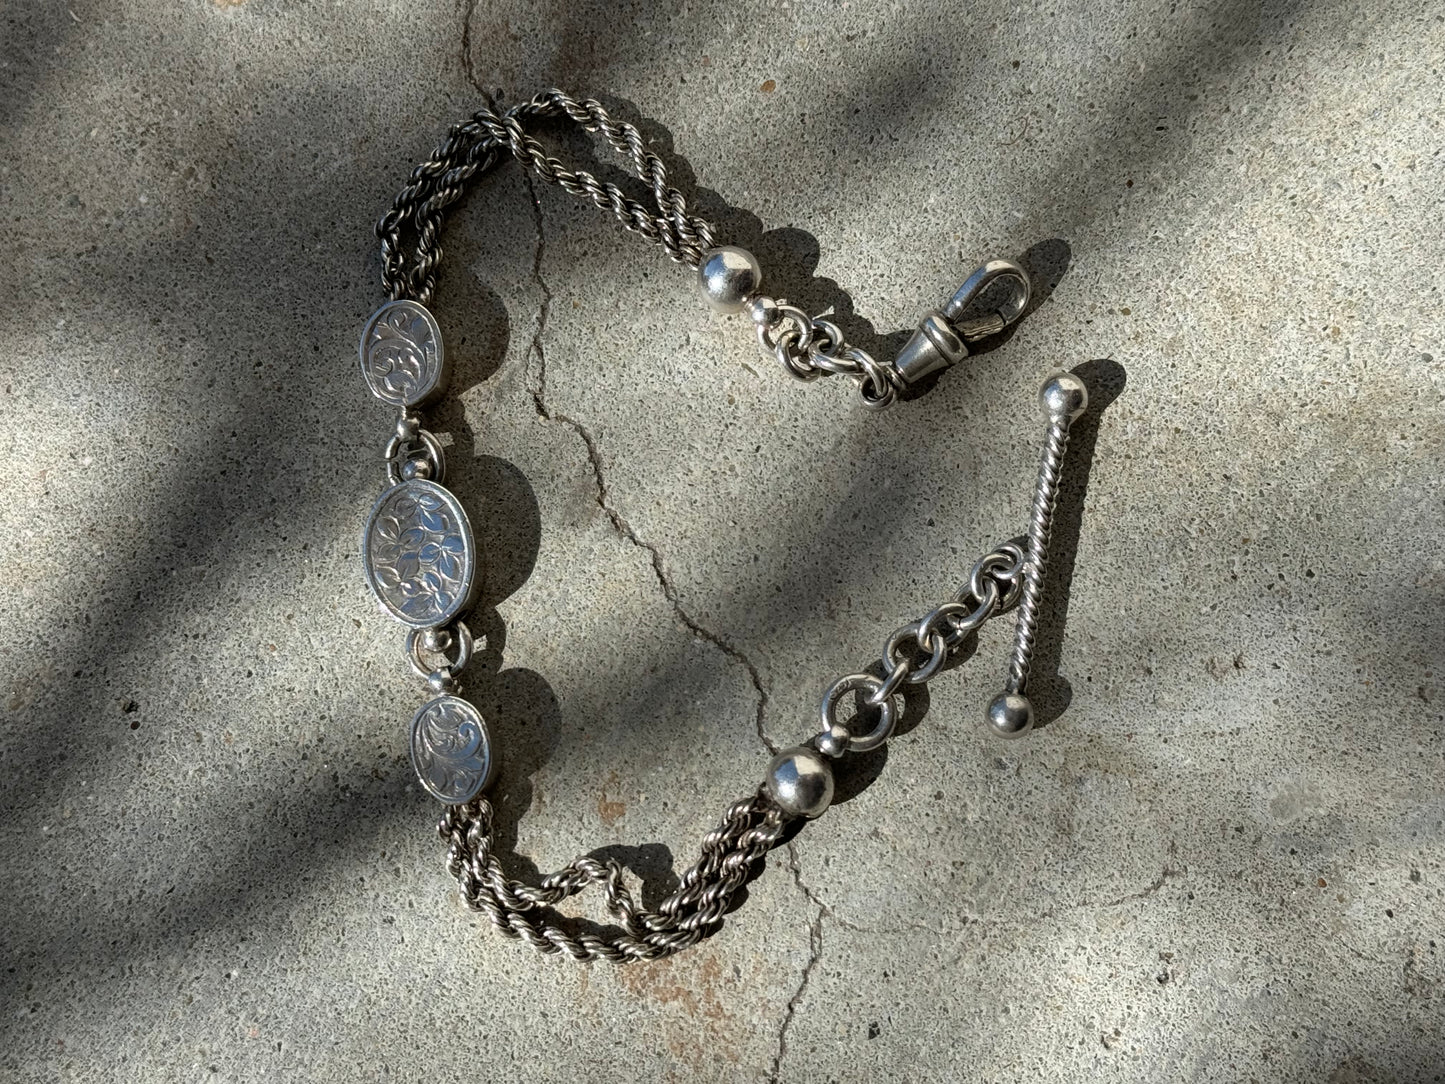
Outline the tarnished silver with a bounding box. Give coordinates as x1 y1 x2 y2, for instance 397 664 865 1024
987 371 1089 737
360 300 446 406
376 90 718 305
891 259 1032 386
363 480 478 628
410 694 496 803
361 88 1089 964
441 793 786 961
376 89 1033 410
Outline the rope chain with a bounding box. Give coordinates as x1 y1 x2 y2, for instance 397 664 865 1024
440 793 786 962
376 89 717 305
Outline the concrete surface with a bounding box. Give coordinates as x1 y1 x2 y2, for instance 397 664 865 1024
2 0 1443 1080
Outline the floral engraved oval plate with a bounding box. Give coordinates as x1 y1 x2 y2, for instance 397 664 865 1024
410 695 495 804
359 300 446 407
363 480 479 628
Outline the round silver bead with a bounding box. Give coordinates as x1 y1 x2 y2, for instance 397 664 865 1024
1039 371 1088 425
985 692 1034 739
400 457 433 481
743 294 779 327
698 246 763 313
764 746 835 819
426 669 456 695
814 723 851 759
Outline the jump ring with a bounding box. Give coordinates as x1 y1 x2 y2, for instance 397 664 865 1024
870 658 912 704
385 429 446 486
407 620 474 679
918 600 974 650
947 579 999 639
820 672 899 754
969 545 1023 609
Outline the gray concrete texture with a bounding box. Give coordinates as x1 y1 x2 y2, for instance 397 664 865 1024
1 0 1442 1079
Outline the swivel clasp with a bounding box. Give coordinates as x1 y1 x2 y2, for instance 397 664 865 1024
891 259 1032 386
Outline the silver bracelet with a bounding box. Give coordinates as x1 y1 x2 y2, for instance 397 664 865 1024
359 89 1088 962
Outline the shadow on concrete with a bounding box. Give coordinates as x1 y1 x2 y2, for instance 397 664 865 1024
0 0 1356 1046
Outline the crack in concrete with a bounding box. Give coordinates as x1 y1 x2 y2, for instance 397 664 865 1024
785 838 901 935
457 0 775 774
503 122 775 761
767 898 824 1084
458 0 481 96
1102 864 1179 908
463 40 801 1044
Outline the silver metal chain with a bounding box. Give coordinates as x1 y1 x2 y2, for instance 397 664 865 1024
433 539 1027 962
440 794 785 962
814 543 1025 756
376 89 1031 409
376 89 717 305
746 298 904 408
361 88 1088 962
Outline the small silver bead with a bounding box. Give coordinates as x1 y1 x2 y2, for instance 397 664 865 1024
814 724 851 759
426 669 456 695
764 746 835 819
422 627 452 652
699 246 763 313
396 413 422 442
985 692 1034 739
400 457 433 481
744 295 779 327
1039 371 1088 425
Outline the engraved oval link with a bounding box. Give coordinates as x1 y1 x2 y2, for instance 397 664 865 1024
364 479 476 627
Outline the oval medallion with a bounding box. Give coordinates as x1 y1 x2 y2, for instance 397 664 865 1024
363 479 479 628
410 695 495 804
359 300 446 406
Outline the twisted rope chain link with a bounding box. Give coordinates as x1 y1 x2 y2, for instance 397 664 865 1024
440 794 785 962
376 89 717 305
1007 415 1071 693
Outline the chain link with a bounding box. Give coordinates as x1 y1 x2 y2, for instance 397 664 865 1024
406 621 474 692
816 541 1025 756
377 90 717 305
440 792 786 961
752 299 902 409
